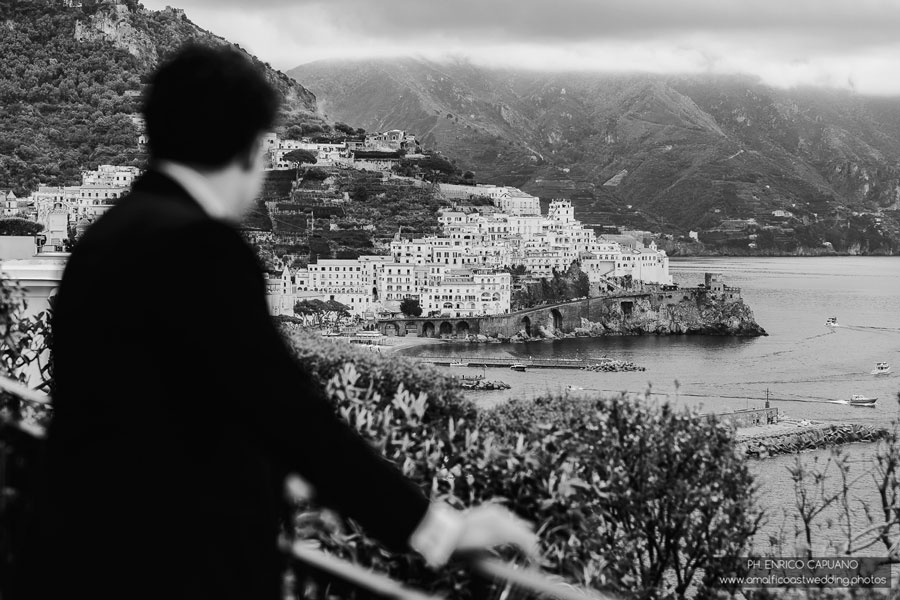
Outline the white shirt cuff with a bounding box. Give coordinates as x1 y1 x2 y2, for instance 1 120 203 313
409 503 464 568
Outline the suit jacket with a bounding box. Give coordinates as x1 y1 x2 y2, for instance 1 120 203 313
24 171 429 599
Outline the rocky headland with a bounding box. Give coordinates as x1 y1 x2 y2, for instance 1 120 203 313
574 294 767 337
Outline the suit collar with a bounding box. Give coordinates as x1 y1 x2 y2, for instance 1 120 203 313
130 169 206 216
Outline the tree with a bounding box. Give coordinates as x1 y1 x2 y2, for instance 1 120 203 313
399 297 422 317
0 218 43 236
334 122 355 136
294 298 327 327
283 149 318 181
419 154 457 178
322 299 351 324
283 149 317 166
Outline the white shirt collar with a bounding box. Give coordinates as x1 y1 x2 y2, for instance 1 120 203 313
154 160 231 221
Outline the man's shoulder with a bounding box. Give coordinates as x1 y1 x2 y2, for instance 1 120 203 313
71 192 254 276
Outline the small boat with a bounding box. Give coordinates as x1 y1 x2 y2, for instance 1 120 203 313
871 362 891 375
449 361 467 367
849 394 877 407
825 317 839 327
566 385 584 391
509 363 527 372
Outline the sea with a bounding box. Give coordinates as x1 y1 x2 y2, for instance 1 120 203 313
399 257 900 559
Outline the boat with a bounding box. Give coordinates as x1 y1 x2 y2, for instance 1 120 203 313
509 363 527 372
566 385 584 391
849 394 878 407
449 361 467 367
871 362 891 375
825 317 839 327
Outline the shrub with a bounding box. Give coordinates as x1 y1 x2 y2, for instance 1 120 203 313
283 330 472 424
284 332 760 598
0 277 53 425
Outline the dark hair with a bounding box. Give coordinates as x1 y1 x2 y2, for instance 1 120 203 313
144 44 280 168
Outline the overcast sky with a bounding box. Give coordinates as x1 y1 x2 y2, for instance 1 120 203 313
140 0 900 95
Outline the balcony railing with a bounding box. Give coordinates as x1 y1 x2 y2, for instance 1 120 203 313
0 375 611 600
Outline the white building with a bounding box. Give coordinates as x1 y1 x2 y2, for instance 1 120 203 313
81 165 140 187
262 189 671 318
419 268 511 317
32 166 140 230
365 130 416 151
438 183 541 215
272 140 350 168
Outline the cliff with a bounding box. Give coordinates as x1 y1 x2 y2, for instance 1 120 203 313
481 290 768 341
575 294 767 336
72 2 320 120
0 1 327 194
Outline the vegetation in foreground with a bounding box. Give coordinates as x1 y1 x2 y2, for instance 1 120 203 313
1 281 897 597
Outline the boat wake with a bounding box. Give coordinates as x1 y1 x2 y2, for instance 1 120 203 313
805 330 836 341
837 325 900 334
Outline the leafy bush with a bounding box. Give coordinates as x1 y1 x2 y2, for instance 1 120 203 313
284 330 472 425
285 330 760 598
0 277 53 424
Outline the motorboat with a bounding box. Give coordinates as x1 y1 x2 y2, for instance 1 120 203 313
825 317 839 327
566 385 584 391
871 362 891 375
509 363 527 372
849 394 877 407
449 361 467 367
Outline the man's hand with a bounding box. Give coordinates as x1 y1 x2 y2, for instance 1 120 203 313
454 503 539 561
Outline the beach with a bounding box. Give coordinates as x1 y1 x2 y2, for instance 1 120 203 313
376 336 444 354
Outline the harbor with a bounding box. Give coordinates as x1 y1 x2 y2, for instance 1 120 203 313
419 355 594 369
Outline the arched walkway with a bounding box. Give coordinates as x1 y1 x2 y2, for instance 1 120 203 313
550 309 563 332
439 321 453 336
421 321 435 338
456 321 470 336
521 316 532 336
383 321 399 336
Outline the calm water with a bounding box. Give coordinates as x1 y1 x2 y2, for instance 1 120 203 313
402 257 900 422
400 257 900 558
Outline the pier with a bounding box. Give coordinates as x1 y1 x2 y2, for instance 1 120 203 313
416 356 592 369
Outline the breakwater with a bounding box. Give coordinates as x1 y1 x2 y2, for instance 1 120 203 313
736 423 889 459
580 360 645 372
458 379 511 391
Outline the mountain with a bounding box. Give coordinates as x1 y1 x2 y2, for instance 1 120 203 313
0 0 327 195
289 58 900 253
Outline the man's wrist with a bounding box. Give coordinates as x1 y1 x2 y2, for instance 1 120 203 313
409 503 465 568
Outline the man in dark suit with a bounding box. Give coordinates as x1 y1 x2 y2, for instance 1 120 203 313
25 46 534 599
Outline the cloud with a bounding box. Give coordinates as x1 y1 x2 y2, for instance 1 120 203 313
139 0 900 94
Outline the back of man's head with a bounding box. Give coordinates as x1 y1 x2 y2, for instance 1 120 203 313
144 44 280 168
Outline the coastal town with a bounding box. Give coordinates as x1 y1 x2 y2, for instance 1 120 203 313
2 128 675 326
2 2 899 596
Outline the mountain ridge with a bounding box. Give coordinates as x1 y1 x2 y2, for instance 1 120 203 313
290 58 900 251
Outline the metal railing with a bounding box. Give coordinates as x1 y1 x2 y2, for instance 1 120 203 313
0 375 611 600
